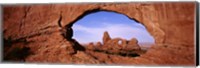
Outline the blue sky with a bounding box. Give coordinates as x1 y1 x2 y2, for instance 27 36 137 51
72 11 155 44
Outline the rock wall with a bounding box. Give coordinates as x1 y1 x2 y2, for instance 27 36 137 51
2 2 196 65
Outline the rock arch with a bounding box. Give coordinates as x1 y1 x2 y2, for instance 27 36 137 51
3 3 195 65
61 6 164 44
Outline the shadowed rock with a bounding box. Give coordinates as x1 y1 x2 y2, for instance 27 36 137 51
61 25 85 53
71 39 85 51
61 26 73 40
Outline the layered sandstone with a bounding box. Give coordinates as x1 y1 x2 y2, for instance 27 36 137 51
3 2 195 65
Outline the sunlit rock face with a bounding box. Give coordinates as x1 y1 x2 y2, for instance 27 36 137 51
3 2 195 65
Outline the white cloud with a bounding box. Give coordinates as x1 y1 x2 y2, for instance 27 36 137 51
72 23 155 44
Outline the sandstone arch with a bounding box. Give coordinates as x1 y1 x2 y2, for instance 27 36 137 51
3 3 195 65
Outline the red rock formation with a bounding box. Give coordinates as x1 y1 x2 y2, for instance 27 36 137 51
126 38 141 50
3 2 195 65
86 42 95 50
96 42 102 47
103 31 111 45
100 36 141 56
103 38 126 50
94 42 103 51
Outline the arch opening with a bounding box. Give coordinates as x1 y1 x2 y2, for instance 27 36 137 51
71 11 155 45
67 10 155 57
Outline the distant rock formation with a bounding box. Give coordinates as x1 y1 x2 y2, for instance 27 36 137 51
86 42 95 50
96 42 102 46
104 38 125 50
100 31 141 55
126 38 141 51
103 31 111 45
94 42 102 50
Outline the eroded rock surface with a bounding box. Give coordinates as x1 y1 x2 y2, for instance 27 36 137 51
3 2 195 65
